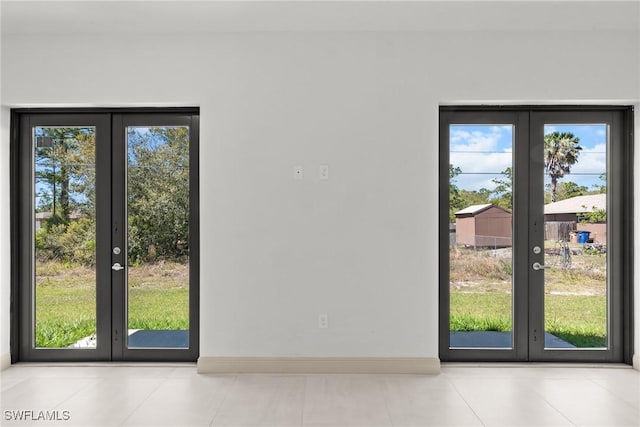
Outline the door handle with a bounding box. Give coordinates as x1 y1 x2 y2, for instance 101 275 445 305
111 263 125 271
532 262 550 271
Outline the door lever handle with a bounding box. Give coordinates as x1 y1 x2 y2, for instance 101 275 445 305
532 262 550 271
111 263 125 271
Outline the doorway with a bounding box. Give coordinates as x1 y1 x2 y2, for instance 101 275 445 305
439 106 633 363
12 109 199 362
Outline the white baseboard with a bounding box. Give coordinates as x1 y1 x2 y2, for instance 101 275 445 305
1 352 10 371
633 354 639 371
197 357 440 374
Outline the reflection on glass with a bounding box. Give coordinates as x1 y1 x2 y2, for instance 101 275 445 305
126 126 190 349
34 127 97 348
449 125 514 348
543 124 607 349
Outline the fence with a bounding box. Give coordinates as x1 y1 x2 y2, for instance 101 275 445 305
453 234 512 249
545 221 576 242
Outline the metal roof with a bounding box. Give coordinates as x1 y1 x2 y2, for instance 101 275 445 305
454 204 493 216
544 194 606 215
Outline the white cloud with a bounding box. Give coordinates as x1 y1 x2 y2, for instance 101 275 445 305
450 126 512 190
570 142 607 175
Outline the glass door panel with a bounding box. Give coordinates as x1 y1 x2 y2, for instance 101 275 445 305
441 107 629 363
529 109 625 362
125 126 190 350
541 124 608 350
33 126 97 349
16 110 197 362
448 124 514 349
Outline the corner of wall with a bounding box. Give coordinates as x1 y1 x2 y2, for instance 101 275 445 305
1 352 10 371
1 106 11 364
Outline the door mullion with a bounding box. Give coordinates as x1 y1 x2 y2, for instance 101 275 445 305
94 114 113 360
528 113 546 360
110 114 126 360
513 111 530 361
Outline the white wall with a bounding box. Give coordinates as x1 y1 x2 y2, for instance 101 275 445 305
635 109 640 371
1 5 639 364
0 0 10 369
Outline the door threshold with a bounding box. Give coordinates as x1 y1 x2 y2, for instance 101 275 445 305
9 362 196 368
442 362 632 369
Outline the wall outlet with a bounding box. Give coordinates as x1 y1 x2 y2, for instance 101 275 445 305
318 314 329 329
319 165 329 180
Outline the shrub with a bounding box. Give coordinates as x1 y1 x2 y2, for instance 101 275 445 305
35 218 96 266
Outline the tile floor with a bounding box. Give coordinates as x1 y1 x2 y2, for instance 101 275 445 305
1 364 639 426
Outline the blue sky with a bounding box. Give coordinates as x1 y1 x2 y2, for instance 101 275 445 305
450 124 607 192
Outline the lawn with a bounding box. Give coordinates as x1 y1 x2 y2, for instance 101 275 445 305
450 293 607 347
449 246 608 348
35 261 189 348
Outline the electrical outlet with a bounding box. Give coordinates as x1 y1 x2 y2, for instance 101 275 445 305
319 165 329 180
318 314 329 329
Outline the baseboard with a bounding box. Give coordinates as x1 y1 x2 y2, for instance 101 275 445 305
197 357 440 374
633 354 640 371
1 352 10 371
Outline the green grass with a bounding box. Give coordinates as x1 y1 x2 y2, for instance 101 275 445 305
545 294 607 347
35 261 188 348
450 292 606 347
449 246 608 348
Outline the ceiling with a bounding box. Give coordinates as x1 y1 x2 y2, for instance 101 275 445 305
2 0 639 35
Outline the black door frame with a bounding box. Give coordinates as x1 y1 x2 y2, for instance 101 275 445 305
439 105 634 364
10 108 199 362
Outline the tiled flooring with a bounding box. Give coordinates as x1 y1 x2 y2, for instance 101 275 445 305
1 364 639 426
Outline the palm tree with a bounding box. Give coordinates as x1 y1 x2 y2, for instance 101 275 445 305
544 132 582 202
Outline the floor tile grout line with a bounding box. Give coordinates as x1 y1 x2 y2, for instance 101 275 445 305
446 376 487 427
300 375 308 427
586 376 640 413
590 378 640 411
379 376 397 427
46 374 100 414
525 378 579 427
2 370 162 426
117 371 175 427
208 374 238 427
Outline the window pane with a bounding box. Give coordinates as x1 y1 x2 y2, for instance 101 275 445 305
449 125 514 349
542 124 608 349
126 126 190 349
34 126 97 349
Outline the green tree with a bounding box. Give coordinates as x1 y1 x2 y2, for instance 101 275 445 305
579 206 607 224
491 167 512 211
544 181 589 203
35 128 96 222
544 132 582 202
127 127 190 263
34 127 97 264
460 188 493 207
449 165 463 222
591 173 607 194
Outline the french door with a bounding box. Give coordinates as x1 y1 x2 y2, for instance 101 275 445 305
439 107 633 363
13 109 199 362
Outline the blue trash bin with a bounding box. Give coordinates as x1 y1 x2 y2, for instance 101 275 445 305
577 231 591 243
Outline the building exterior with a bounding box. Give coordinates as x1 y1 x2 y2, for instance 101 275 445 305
454 204 512 248
544 194 606 243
